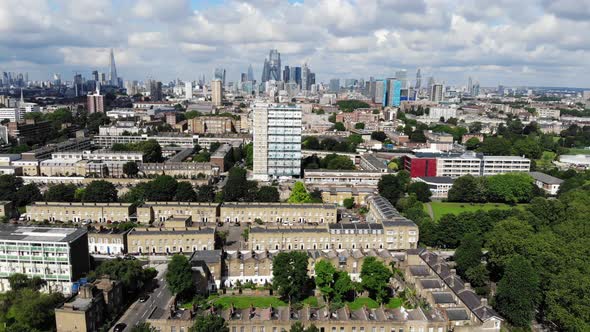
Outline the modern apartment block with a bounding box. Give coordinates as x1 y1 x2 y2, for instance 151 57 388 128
402 152 530 178
26 202 134 223
92 134 198 148
253 102 302 180
0 225 90 295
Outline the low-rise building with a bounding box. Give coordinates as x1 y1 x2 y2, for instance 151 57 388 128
529 171 564 196
87 227 130 255
55 278 124 332
136 202 219 224
415 177 455 199
0 225 90 295
188 116 239 134
304 169 383 188
210 143 233 172
139 162 218 178
220 202 337 224
190 250 223 292
320 187 377 206
26 202 134 223
0 201 12 219
127 227 215 254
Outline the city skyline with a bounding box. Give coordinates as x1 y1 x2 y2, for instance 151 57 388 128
0 0 589 87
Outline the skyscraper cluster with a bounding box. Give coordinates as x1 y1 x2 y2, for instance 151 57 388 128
261 49 282 83
1 72 28 87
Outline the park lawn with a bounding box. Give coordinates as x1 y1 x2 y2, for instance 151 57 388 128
536 151 557 169
346 297 379 310
302 296 320 307
385 297 403 309
426 202 526 221
211 296 287 309
567 148 590 155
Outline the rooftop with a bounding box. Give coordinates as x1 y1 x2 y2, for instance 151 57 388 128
529 171 564 185
0 225 87 243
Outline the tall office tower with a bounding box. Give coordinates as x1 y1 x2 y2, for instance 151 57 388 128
52 73 61 86
467 77 473 96
261 49 281 83
91 70 99 82
427 76 435 98
108 48 118 86
395 70 408 89
240 73 247 83
87 85 105 113
375 80 385 104
497 85 505 96
253 102 302 180
310 73 316 86
214 68 226 86
211 79 223 106
294 67 302 87
472 81 480 97
247 65 254 82
430 84 443 102
383 78 402 107
289 67 297 83
301 63 311 91
185 81 193 100
100 73 106 83
283 66 290 82
329 79 340 93
73 74 84 97
415 69 422 90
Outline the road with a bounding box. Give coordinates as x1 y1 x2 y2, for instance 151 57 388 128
110 263 172 331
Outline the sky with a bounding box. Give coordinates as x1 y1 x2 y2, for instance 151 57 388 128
1 0 590 88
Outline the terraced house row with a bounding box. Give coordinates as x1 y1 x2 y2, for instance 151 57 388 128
26 201 338 225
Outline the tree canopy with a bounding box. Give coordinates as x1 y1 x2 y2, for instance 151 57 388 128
166 254 195 298
272 252 311 302
82 180 118 202
360 257 392 303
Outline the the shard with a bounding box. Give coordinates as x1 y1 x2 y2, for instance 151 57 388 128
108 48 118 86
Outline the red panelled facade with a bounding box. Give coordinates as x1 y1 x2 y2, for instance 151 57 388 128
402 156 437 178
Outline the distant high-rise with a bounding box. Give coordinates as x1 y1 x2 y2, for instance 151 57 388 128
430 84 443 102
87 85 104 114
301 63 311 91
261 49 281 83
383 78 402 107
415 69 422 90
185 81 193 100
247 65 254 82
427 77 435 98
472 81 480 97
149 80 163 101
91 70 99 82
211 79 222 106
395 70 408 89
468 77 473 96
108 48 118 86
214 68 226 86
329 79 340 93
283 66 290 82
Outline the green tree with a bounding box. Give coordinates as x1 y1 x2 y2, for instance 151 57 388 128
465 137 480 150
223 167 249 201
477 136 511 155
494 255 540 328
244 143 254 169
272 252 311 302
288 182 313 203
123 161 139 177
83 180 118 202
196 185 216 202
354 122 365 129
333 271 353 302
485 173 535 203
315 260 336 299
14 183 42 207
166 254 195 298
342 197 355 209
320 154 355 170
95 258 153 290
360 257 392 303
486 218 534 280
302 137 321 150
193 151 211 162
377 172 410 205
454 233 483 277
407 182 432 202
189 314 229 332
6 289 63 332
333 122 345 131
145 175 178 201
447 175 486 203
136 140 163 162
175 182 197 202
255 186 280 202
371 131 387 142
0 175 22 201
545 266 590 331
44 183 77 202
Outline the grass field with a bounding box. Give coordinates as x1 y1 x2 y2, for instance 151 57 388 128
426 202 525 221
346 297 379 310
536 151 557 169
567 148 590 155
302 296 319 307
211 296 287 309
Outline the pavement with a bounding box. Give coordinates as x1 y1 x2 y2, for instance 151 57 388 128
110 263 172 332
